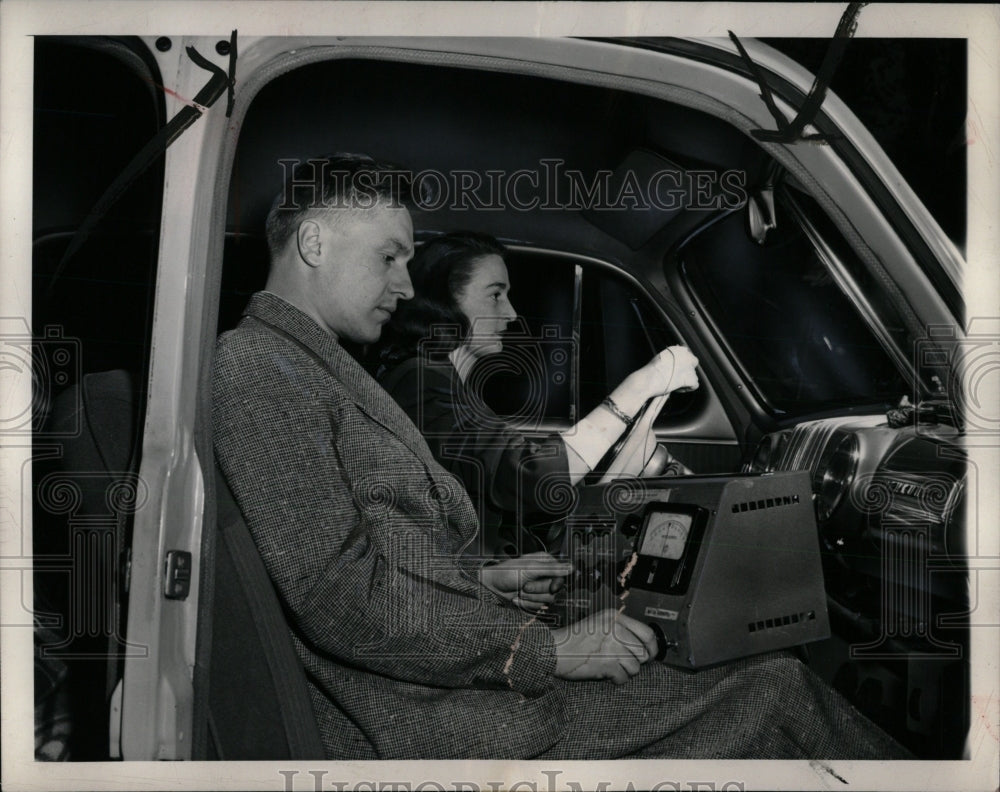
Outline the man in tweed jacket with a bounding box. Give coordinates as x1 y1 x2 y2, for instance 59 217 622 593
212 155 907 759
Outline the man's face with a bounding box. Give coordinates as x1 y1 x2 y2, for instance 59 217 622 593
309 203 415 343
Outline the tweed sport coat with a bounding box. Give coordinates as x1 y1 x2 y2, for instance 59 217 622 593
212 292 567 758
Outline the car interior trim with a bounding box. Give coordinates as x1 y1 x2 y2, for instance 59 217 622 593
503 244 737 443
610 36 965 318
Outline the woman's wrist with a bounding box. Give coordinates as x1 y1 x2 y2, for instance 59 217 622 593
600 396 634 427
608 374 650 417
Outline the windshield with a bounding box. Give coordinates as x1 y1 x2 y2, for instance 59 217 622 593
680 195 909 416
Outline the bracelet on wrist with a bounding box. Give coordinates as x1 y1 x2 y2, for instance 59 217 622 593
600 396 634 427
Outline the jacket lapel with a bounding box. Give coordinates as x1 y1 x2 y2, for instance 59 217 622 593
244 292 440 467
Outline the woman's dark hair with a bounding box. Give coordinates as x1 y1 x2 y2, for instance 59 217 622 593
373 231 507 368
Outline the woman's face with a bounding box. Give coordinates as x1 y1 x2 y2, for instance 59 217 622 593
454 254 517 357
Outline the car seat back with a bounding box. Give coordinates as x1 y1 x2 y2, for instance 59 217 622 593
34 369 140 759
206 466 325 758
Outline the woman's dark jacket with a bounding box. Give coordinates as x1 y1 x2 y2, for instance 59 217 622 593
378 355 575 557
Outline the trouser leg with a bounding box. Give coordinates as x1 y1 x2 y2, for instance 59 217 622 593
537 652 910 759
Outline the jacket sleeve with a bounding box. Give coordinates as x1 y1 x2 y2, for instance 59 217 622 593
386 361 575 522
212 337 556 695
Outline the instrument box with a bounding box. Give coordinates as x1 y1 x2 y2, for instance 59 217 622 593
572 471 830 668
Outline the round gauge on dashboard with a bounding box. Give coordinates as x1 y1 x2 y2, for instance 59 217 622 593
815 434 860 522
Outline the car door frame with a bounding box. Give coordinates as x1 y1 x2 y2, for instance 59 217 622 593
119 33 969 760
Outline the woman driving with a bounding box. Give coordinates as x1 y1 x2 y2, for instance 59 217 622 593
372 232 698 571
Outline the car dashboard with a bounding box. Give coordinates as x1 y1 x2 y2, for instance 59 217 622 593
745 412 968 756
748 416 965 596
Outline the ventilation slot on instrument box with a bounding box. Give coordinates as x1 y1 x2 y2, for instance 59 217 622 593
732 493 799 513
748 610 815 633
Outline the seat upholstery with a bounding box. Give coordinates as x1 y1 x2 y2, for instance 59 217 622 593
206 466 325 758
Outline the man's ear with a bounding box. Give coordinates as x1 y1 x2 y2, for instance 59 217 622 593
297 219 323 267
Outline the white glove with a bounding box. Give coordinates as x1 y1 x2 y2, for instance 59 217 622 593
642 346 700 396
611 346 699 417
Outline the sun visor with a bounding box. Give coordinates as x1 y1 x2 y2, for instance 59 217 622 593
582 149 731 251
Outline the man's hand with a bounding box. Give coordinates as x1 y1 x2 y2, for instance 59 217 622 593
552 609 658 685
479 552 574 612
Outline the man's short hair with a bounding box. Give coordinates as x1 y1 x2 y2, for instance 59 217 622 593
264 153 413 258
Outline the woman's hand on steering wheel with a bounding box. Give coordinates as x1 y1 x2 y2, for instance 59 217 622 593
611 346 700 417
642 346 700 397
